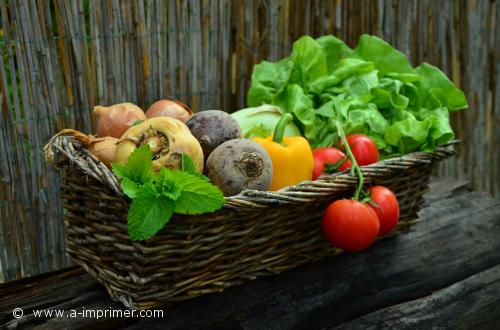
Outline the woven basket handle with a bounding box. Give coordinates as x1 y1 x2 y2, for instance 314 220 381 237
44 135 457 209
44 136 124 195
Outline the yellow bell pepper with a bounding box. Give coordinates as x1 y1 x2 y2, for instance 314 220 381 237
252 113 314 191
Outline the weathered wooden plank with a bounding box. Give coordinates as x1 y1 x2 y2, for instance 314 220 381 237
332 265 500 330
0 93 8 284
0 267 89 312
5 0 38 279
492 0 500 199
1 185 499 329
423 178 470 204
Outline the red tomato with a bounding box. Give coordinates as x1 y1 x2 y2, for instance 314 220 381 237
312 147 352 180
338 134 379 166
367 186 400 236
322 200 380 252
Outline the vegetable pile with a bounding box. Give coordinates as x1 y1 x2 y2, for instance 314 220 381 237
53 34 466 251
247 34 467 156
51 99 229 241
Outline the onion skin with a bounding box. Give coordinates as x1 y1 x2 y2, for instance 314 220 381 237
115 117 204 172
146 99 193 123
88 137 119 168
44 129 117 169
94 103 146 138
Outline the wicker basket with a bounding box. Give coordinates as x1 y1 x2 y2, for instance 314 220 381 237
45 136 456 309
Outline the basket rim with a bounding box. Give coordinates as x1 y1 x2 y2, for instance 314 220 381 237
45 135 457 209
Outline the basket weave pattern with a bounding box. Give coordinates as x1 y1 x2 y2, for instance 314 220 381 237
47 136 456 309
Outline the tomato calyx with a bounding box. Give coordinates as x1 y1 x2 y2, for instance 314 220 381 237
312 147 352 179
359 190 380 208
323 157 350 174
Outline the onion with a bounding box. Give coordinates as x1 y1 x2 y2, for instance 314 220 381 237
145 99 193 123
44 129 118 169
87 136 119 168
94 103 146 138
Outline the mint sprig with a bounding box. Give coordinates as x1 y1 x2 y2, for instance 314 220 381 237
127 185 175 241
112 145 225 241
172 171 227 214
112 145 153 185
181 153 198 174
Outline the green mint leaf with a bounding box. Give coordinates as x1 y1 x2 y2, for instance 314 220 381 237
133 120 145 126
155 168 183 200
181 153 198 174
170 170 225 215
112 144 153 185
111 162 129 179
127 186 175 240
191 173 210 182
120 177 142 198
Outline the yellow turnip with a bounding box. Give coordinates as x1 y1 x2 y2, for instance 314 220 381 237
115 117 204 172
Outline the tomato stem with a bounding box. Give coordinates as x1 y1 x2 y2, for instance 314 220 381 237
335 121 364 200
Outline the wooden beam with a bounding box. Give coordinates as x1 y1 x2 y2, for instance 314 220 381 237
332 265 500 330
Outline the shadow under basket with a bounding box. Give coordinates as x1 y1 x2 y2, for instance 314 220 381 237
45 136 457 310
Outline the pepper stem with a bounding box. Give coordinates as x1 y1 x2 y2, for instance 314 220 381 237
335 121 364 200
272 113 293 144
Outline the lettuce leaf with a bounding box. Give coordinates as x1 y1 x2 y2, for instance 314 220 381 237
353 35 414 76
247 58 292 106
415 63 468 111
247 34 467 155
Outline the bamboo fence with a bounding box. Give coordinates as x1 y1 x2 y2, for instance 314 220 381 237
0 0 498 283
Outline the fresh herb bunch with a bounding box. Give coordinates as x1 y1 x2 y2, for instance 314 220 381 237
112 145 225 240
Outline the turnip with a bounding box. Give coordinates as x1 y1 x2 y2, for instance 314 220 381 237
186 110 242 161
115 117 204 172
205 139 273 196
